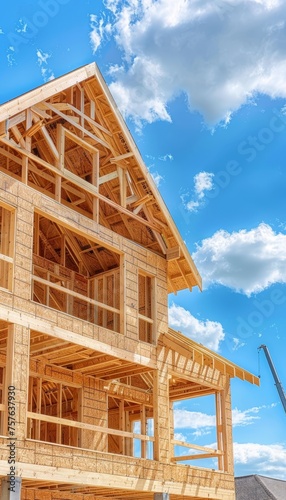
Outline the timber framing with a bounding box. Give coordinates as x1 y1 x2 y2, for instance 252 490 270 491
0 63 258 500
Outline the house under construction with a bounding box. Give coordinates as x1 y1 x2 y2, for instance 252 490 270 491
0 63 259 500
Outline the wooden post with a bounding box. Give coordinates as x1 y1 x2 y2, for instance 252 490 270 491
22 109 32 184
119 399 125 455
92 151 99 222
140 404 146 459
56 124 64 202
153 349 171 463
117 166 126 208
215 391 224 471
1 477 22 500
222 378 235 475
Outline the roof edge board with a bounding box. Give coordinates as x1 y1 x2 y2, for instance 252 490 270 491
0 63 97 121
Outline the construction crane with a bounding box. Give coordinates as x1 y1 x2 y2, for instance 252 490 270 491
258 344 286 414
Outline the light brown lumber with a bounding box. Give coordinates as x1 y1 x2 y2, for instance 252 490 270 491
0 305 157 369
27 411 155 442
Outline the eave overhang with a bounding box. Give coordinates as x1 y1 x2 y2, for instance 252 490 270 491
164 328 260 386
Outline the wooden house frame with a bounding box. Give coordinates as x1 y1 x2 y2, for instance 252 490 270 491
0 63 259 500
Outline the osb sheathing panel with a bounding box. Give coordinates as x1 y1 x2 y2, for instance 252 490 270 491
21 492 95 500
11 443 235 491
21 492 233 500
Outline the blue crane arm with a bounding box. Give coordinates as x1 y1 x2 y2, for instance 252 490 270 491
259 344 286 414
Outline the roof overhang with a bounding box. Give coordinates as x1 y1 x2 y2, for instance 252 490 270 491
164 328 260 385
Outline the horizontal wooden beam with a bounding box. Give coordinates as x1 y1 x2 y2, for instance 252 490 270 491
98 170 118 185
33 275 120 314
171 440 220 454
171 452 221 461
27 411 155 442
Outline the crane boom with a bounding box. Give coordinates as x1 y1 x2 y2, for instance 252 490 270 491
258 344 286 414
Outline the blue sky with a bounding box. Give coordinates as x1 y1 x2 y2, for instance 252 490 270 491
1 0 286 479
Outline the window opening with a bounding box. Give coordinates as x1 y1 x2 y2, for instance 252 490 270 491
32 214 122 332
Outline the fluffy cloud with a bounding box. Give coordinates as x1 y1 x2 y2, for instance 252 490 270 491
232 407 261 426
89 14 112 53
192 223 286 296
183 171 214 212
232 337 246 350
99 0 286 127
234 442 286 478
194 172 214 199
174 409 216 429
168 303 225 351
174 405 266 430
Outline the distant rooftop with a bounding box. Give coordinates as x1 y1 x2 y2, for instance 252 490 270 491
235 474 286 500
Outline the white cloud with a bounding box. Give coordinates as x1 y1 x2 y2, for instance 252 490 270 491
159 154 173 162
109 57 172 128
16 19 28 34
7 51 15 66
232 337 246 350
234 442 286 478
232 406 261 426
100 0 286 127
36 49 55 82
192 223 286 296
168 303 225 351
36 49 50 65
89 13 112 53
192 428 212 438
185 200 200 213
0 28 4 35
183 171 214 212
194 172 214 199
174 409 216 429
174 405 266 430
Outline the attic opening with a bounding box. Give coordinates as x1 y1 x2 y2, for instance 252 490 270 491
32 213 122 333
